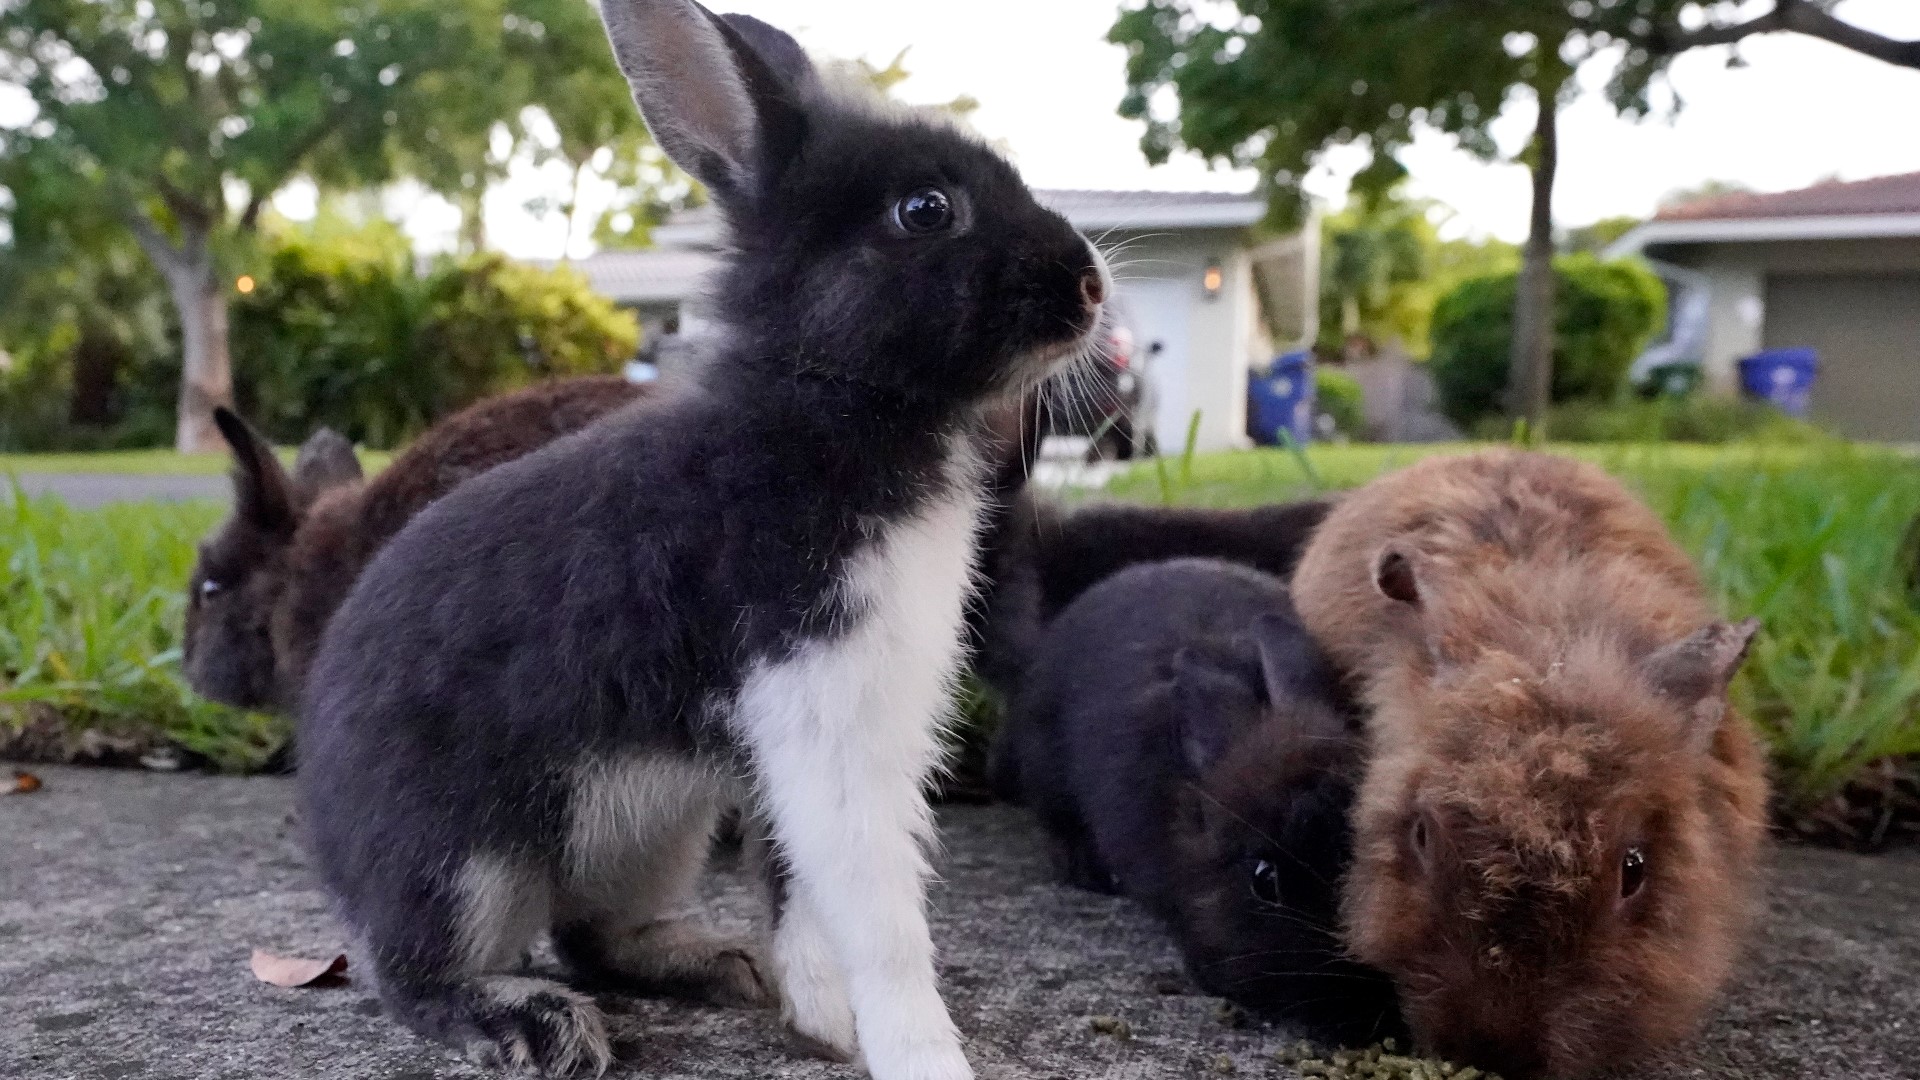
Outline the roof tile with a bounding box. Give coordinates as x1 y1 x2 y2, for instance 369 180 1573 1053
1656 171 1920 221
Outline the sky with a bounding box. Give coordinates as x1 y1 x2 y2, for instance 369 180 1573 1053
454 0 1920 257
10 1 1920 255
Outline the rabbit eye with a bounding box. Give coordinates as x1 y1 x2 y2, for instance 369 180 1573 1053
1620 847 1648 899
894 188 953 234
200 579 223 599
1248 858 1283 907
1410 816 1429 854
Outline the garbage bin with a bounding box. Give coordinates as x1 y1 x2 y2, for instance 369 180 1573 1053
1737 348 1818 417
1247 351 1315 446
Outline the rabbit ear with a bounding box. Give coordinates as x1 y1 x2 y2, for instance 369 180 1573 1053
597 0 808 203
1251 614 1334 707
1641 618 1760 752
291 427 362 505
1170 648 1255 775
716 13 815 87
214 407 297 535
1372 545 1422 606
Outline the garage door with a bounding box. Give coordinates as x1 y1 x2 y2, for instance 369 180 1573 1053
1763 273 1920 441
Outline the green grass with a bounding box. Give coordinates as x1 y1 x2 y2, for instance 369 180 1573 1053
0 447 394 476
1107 440 1920 814
4 441 1917 817
0 485 287 770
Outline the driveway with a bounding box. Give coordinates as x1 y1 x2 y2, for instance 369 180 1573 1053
1 766 1914 1079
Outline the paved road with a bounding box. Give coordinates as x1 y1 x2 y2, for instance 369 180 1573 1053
7 473 228 509
2 766 1915 1079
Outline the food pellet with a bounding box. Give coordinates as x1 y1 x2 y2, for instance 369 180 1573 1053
1267 1041 1496 1080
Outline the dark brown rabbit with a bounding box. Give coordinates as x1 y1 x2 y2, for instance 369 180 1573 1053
184 375 650 713
1291 448 1770 1079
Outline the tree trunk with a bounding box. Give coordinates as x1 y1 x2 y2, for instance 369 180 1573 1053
131 216 233 453
68 321 125 428
458 187 488 254
1508 89 1559 439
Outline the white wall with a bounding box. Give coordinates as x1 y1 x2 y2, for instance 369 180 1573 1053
1103 228 1268 452
1652 236 1920 394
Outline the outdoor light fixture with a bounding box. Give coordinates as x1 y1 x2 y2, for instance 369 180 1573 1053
235 275 256 294
1202 260 1224 300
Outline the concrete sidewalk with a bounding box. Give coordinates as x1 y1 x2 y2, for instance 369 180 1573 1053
2 766 1914 1079
7 474 228 509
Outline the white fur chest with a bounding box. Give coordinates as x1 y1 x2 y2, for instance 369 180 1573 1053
733 445 987 772
725 443 986 1080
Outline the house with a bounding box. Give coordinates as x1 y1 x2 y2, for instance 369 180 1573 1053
1608 171 1920 441
563 189 1317 453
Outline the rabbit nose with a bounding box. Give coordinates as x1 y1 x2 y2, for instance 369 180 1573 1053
1079 269 1106 308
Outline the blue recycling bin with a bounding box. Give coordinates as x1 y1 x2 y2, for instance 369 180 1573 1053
1737 348 1818 417
1247 351 1315 446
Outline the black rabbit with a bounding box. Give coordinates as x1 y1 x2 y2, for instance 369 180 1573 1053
296 3 1108 1077
971 495 1332 700
994 558 1402 1045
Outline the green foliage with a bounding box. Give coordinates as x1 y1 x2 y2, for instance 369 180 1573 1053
1511 395 1826 445
1318 189 1433 352
1104 441 1920 814
0 137 178 451
1561 215 1642 255
1107 2 1900 228
416 255 640 399
0 340 74 451
1314 186 1525 358
1429 255 1666 426
1109 0 1583 227
1314 368 1367 439
229 233 427 449
13 442 1920 811
0 487 284 771
231 233 638 449
0 0 650 447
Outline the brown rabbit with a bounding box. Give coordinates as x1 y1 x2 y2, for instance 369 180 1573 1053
184 375 650 714
1290 448 1770 1079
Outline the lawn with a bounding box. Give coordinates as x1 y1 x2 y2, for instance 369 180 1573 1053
4 441 1917 840
0 488 285 771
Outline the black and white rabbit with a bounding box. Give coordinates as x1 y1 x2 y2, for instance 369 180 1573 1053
296 3 1107 1077
993 559 1402 1044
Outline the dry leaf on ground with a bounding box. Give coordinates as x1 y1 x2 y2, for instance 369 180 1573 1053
249 949 348 988
8 770 43 794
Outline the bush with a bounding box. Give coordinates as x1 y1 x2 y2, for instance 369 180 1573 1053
417 254 643 400
1429 254 1666 426
1314 367 1367 439
231 242 640 450
0 339 75 451
1502 394 1826 444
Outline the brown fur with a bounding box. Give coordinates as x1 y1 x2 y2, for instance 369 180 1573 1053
1291 449 1770 1079
185 376 651 714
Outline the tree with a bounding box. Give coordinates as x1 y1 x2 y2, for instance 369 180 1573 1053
0 135 173 443
1562 216 1643 255
1110 0 1919 437
0 0 538 450
1318 186 1434 354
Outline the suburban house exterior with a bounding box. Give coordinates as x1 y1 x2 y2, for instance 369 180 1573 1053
562 189 1317 453
1609 171 1920 441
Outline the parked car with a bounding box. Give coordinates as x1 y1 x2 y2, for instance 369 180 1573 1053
1039 316 1157 460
